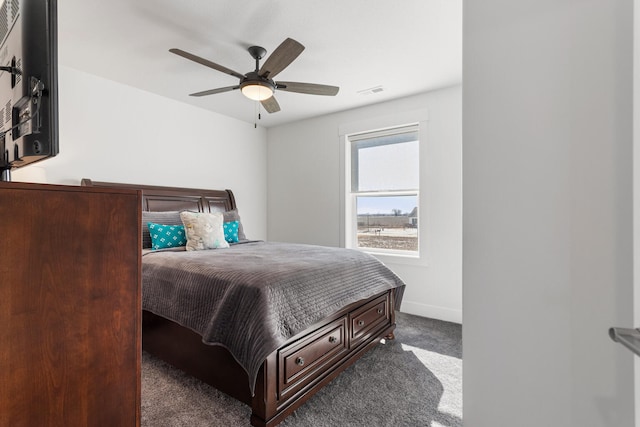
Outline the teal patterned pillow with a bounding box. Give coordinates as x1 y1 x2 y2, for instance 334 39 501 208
223 220 240 243
148 222 187 250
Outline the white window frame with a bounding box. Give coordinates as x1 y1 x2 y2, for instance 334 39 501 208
339 109 429 265
346 125 420 257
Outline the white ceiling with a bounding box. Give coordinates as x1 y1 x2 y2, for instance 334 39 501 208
58 0 462 128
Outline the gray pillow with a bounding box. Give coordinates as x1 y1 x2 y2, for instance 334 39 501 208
222 209 247 241
142 211 182 249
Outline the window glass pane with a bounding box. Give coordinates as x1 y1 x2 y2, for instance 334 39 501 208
352 132 418 192
356 195 418 252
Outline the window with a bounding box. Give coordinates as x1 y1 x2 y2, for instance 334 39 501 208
346 124 419 255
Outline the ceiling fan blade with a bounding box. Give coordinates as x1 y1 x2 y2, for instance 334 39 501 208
189 85 239 97
170 48 245 80
276 81 339 96
261 96 281 113
258 38 305 79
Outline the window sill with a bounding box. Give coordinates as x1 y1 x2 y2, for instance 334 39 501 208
357 249 427 267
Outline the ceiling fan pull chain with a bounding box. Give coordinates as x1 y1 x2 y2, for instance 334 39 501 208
254 100 263 128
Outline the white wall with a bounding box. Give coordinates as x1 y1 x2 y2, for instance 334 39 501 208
267 86 462 323
464 1 634 426
12 66 268 239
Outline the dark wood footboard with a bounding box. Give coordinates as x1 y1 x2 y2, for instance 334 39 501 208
143 288 397 427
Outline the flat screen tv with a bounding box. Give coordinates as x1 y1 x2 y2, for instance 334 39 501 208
0 0 57 181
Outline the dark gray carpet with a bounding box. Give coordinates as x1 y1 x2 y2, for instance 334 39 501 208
141 312 462 426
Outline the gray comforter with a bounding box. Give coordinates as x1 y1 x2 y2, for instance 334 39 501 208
142 241 405 393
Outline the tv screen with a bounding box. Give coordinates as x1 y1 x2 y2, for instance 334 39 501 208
0 0 57 181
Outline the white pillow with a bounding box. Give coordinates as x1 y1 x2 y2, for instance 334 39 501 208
180 211 230 251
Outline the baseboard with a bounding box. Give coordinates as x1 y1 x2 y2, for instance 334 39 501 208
399 300 462 324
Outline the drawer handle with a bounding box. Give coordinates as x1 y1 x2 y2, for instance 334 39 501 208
328 336 337 343
295 357 305 366
357 320 365 326
377 308 384 314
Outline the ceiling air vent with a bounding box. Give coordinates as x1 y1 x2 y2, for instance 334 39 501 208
357 85 384 96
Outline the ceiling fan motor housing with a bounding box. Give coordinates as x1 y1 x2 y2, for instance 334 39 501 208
240 71 276 100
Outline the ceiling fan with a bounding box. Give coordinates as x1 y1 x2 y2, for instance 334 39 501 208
169 38 339 114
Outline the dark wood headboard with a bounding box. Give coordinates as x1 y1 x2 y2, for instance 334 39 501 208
81 179 237 213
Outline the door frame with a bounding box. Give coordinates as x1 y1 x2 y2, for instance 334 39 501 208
634 1 639 424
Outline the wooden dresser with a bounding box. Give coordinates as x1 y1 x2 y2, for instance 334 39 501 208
0 182 141 427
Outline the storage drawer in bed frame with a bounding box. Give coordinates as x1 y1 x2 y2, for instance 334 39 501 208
277 317 348 400
350 293 391 345
260 290 395 425
276 291 391 402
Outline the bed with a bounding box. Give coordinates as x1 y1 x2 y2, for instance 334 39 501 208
81 179 405 427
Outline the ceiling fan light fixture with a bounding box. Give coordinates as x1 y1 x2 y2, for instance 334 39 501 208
241 81 274 101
